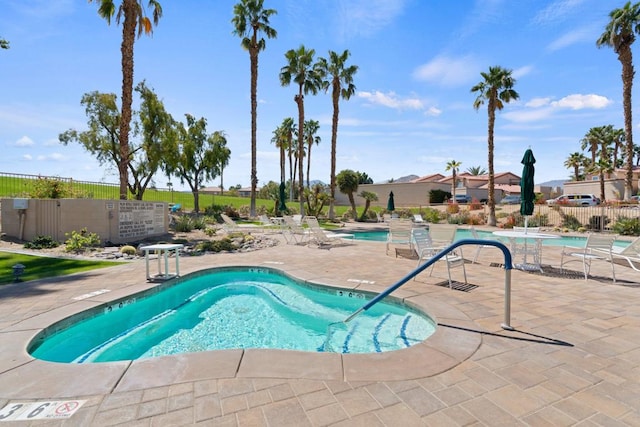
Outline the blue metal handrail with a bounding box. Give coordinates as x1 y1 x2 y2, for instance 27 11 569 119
344 239 516 330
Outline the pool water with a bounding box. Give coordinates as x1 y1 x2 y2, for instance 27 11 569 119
352 229 630 248
28 268 436 363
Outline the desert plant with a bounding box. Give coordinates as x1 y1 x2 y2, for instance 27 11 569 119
612 217 640 235
64 228 101 253
191 216 207 230
421 207 443 223
120 245 137 256
30 177 71 199
195 238 238 252
174 216 194 232
24 235 59 249
446 203 460 214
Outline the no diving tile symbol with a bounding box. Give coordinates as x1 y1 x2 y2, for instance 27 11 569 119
0 400 86 421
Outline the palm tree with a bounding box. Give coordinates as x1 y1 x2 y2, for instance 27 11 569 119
564 152 588 181
597 1 640 199
270 124 286 184
471 66 519 226
89 0 163 200
445 160 462 199
281 118 296 199
611 127 625 168
581 126 607 163
466 165 487 176
358 190 378 221
318 50 358 221
232 0 277 217
304 119 321 188
336 169 359 218
279 45 325 215
0 38 9 49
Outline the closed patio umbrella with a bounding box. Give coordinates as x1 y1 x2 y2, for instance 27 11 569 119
520 148 536 230
387 191 395 212
278 182 287 214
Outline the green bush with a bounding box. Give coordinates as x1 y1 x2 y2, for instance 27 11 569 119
612 217 640 236
421 207 443 223
64 228 101 253
174 216 194 232
195 238 238 252
192 216 207 230
30 177 71 199
429 189 450 204
561 214 582 231
24 235 60 249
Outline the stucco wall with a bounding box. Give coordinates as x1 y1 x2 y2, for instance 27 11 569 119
1 199 167 244
332 182 452 208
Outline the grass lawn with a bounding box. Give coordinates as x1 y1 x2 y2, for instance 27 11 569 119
0 251 124 286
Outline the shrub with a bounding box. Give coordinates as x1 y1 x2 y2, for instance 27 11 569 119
64 228 101 253
174 216 194 232
421 207 443 223
446 202 460 214
561 214 582 231
30 177 71 199
191 216 207 230
204 227 217 237
195 238 238 252
611 217 640 236
24 235 59 249
120 245 137 256
203 204 225 217
429 189 450 204
469 198 483 211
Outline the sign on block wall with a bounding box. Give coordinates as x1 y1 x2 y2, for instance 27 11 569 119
118 201 166 240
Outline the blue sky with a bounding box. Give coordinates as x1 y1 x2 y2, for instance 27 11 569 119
0 0 630 191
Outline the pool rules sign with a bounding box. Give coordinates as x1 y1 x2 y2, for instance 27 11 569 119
0 400 86 421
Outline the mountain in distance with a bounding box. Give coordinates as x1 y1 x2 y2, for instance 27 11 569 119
538 179 566 189
375 174 419 184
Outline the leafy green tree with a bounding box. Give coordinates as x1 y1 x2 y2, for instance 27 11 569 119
445 160 462 199
564 152 588 181
358 190 378 221
336 169 359 217
304 119 320 188
304 183 329 217
89 0 163 200
232 0 277 217
59 84 173 200
471 66 519 226
164 115 231 213
279 44 325 215
318 50 358 220
0 38 9 49
597 1 640 199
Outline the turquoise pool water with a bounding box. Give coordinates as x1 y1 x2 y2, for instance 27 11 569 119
28 267 436 363
352 229 630 248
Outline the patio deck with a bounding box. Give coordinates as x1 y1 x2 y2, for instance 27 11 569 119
0 226 638 426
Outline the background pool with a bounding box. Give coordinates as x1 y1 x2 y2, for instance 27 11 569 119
351 228 630 248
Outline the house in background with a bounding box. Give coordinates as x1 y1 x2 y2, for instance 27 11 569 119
563 166 640 201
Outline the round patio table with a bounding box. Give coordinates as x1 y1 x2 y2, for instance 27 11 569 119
492 230 559 272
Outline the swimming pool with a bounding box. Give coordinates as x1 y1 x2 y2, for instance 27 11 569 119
28 267 436 363
352 228 630 248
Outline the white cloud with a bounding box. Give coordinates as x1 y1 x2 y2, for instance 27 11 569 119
15 136 34 146
526 97 552 108
412 55 480 87
22 154 33 161
550 94 612 110
547 27 593 51
425 107 442 117
357 91 424 110
531 0 586 26
336 0 408 39
36 153 66 161
512 65 534 79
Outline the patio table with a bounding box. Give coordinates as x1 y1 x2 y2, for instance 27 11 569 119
140 243 184 281
492 230 559 272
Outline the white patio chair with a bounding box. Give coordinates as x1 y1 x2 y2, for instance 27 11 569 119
412 227 467 289
281 215 310 244
220 213 261 233
469 227 497 264
560 233 617 283
413 214 425 223
304 216 354 247
604 236 640 271
385 219 414 256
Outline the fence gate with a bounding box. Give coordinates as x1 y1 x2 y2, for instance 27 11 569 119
35 200 61 241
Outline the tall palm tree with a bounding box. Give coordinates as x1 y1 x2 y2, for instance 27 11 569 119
471 66 519 226
581 125 608 163
564 152 588 181
318 49 358 220
232 0 277 217
597 1 640 199
280 118 296 199
304 119 321 188
445 160 462 199
279 45 325 215
89 0 162 200
466 165 487 176
270 124 286 184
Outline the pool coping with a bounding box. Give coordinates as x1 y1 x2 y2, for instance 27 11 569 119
0 265 482 398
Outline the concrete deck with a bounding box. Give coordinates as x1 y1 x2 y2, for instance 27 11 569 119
0 227 638 426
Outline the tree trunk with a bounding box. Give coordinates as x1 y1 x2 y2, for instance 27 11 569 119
620 46 635 199
118 0 137 200
296 93 305 215
328 83 340 220
487 99 497 226
249 46 259 217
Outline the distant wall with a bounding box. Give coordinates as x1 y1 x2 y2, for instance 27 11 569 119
333 182 451 208
1 199 168 244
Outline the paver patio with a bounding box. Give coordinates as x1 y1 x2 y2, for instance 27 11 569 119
0 225 638 426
